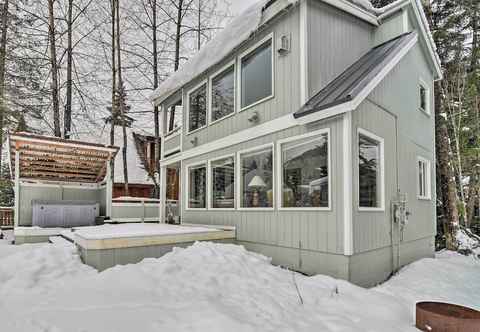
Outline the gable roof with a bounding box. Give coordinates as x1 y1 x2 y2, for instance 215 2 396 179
294 31 418 120
150 0 440 105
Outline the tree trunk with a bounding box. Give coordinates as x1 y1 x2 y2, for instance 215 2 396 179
435 82 459 250
174 0 183 71
197 0 201 50
466 167 479 228
0 0 9 171
110 0 116 184
115 0 129 196
64 0 73 139
48 0 61 137
152 0 160 198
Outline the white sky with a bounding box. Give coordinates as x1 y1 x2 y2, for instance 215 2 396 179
229 0 261 15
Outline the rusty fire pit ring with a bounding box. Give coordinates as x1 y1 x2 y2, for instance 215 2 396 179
416 301 480 332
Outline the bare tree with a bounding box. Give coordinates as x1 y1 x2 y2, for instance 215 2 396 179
115 0 129 196
47 0 61 137
0 0 9 169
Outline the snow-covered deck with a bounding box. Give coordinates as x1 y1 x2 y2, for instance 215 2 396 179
73 223 236 250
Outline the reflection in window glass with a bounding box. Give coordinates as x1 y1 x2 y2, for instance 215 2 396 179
359 134 381 208
211 157 235 209
188 165 206 209
418 159 430 199
239 147 273 208
212 65 235 122
241 39 272 109
420 84 427 112
188 84 207 132
281 134 329 208
166 100 182 134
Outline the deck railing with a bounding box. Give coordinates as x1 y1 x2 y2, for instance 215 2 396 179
0 207 14 228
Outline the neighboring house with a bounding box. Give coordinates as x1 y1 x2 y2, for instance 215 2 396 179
151 0 441 286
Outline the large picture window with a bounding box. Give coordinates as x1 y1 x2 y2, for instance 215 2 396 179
239 146 273 208
188 83 207 133
418 157 431 199
211 156 235 209
358 130 383 209
188 164 206 209
281 133 329 208
240 38 273 109
211 64 235 122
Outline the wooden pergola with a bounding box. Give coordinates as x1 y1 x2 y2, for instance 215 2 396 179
9 132 119 184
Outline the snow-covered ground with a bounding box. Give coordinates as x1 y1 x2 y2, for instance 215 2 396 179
0 231 478 332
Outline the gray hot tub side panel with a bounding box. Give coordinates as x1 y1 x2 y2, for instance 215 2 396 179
18 185 106 226
79 239 235 271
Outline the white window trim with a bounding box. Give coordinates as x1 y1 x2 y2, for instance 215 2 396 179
208 153 236 210
276 128 332 211
236 143 275 211
419 77 431 116
209 61 236 125
186 80 208 135
357 128 385 212
237 33 275 112
185 160 208 211
417 156 432 200
164 99 183 136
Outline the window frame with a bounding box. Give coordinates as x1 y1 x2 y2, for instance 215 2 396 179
417 156 432 200
276 128 332 211
236 143 275 211
164 99 183 138
209 61 236 125
419 78 430 116
185 160 208 211
357 128 385 212
208 154 236 210
186 80 208 135
238 33 275 112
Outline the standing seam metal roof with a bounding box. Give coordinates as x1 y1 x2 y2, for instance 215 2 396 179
294 32 417 119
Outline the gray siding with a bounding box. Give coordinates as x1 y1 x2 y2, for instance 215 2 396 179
374 11 406 46
164 133 181 155
182 116 345 255
307 0 373 97
351 41 436 254
179 6 302 151
111 204 159 221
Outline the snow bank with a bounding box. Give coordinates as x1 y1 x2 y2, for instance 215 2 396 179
0 239 478 332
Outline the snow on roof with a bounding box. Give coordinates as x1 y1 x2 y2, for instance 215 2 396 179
150 0 299 104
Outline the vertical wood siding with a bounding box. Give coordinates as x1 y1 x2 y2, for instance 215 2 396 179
182 117 345 255
307 0 373 97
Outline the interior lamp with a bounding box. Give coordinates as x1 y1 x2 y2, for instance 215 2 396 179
248 175 267 207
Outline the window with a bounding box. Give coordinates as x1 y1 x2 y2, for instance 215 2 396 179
280 133 329 208
166 100 182 135
419 80 429 114
188 83 207 133
240 37 273 109
210 156 235 209
188 164 207 209
211 64 235 122
358 130 384 209
418 157 431 199
238 146 273 208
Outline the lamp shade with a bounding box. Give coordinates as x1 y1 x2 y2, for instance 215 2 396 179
248 175 267 188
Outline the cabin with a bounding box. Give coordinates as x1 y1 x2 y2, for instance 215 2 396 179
152 0 441 286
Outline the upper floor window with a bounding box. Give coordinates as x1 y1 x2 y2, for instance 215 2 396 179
188 82 207 133
240 37 273 110
419 79 430 114
211 64 235 123
358 129 384 210
418 157 431 200
166 100 182 135
280 131 330 209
